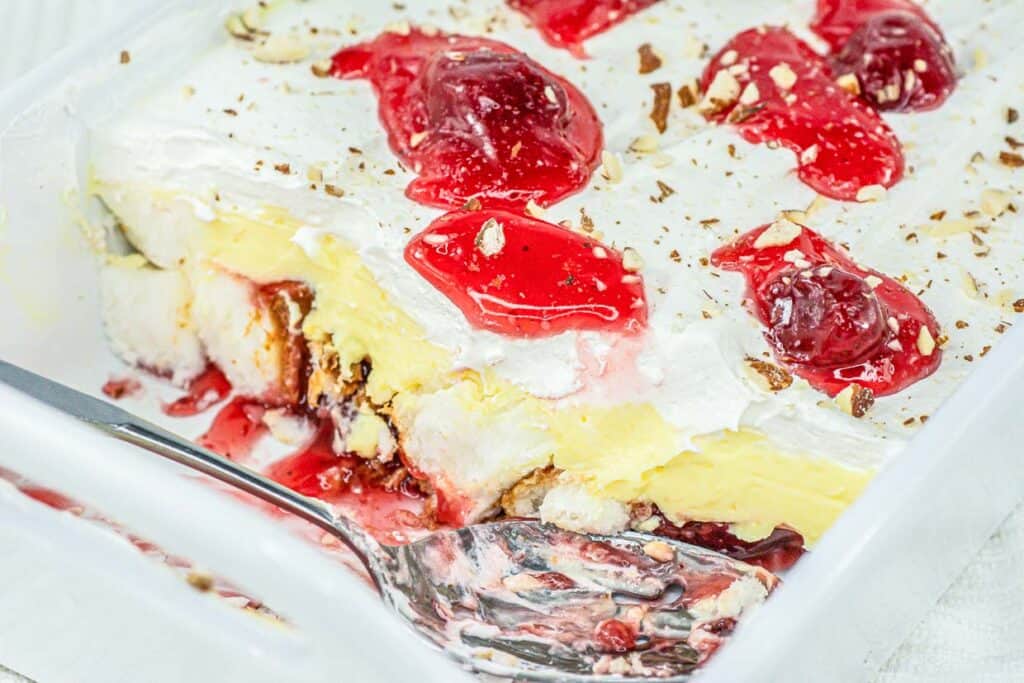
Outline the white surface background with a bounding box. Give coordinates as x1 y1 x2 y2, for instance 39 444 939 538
0 1 1020 681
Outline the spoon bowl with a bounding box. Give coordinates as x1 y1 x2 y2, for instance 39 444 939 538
0 360 776 681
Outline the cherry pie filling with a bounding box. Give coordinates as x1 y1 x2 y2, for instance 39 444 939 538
712 222 942 397
405 209 648 338
331 29 602 210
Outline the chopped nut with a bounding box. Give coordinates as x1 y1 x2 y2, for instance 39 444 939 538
916 326 936 356
384 20 412 36
409 131 428 148
747 358 793 392
698 70 740 115
324 184 345 198
739 82 760 105
642 540 675 563
273 163 291 175
525 199 545 218
622 247 644 272
462 197 483 211
225 11 264 41
119 50 131 65
677 79 701 108
753 219 802 249
649 82 673 133
475 218 506 257
1000 151 1024 168
630 135 660 154
600 150 624 183
980 188 1012 217
637 43 662 74
650 180 676 203
1009 108 1020 125
1013 299 1024 313
800 144 820 165
306 164 324 183
769 62 798 90
311 59 333 78
835 383 875 418
856 184 887 203
253 34 310 64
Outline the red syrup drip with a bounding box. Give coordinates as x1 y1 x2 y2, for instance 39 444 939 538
102 377 142 400
162 365 232 417
700 26 903 201
825 9 956 113
265 420 428 545
711 222 942 397
405 209 648 338
331 28 603 210
198 397 268 461
506 0 660 57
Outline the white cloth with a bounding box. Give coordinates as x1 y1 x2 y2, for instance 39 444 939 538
0 2 1019 681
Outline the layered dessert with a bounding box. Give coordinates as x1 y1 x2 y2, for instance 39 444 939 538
92 0 1022 582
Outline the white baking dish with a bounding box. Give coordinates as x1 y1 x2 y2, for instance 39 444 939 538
0 1 1022 681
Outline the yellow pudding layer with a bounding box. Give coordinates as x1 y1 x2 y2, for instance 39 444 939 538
194 204 871 543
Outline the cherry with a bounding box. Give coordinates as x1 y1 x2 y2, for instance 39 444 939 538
405 210 647 338
830 11 956 112
763 267 888 367
507 0 660 56
811 0 941 51
332 29 602 210
712 222 942 397
594 619 637 653
700 27 904 201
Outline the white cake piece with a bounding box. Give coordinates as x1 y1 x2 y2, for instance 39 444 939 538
99 256 205 386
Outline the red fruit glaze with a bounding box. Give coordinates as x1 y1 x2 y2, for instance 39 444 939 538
102 377 142 400
829 11 956 112
653 518 805 573
162 365 232 417
507 0 660 57
712 222 942 397
594 619 637 653
198 397 268 461
405 210 648 338
701 27 903 201
331 29 602 210
811 0 939 51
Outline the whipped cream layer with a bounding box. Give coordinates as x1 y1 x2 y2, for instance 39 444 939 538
92 0 1024 537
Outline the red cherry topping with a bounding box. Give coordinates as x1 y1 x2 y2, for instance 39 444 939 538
700 27 904 201
829 11 956 112
594 618 637 653
764 266 888 367
712 222 942 397
810 0 940 51
405 210 648 338
507 0 660 57
332 29 602 210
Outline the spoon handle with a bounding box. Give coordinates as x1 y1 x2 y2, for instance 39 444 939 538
109 420 382 582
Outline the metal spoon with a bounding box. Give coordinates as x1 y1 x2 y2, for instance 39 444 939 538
0 361 776 681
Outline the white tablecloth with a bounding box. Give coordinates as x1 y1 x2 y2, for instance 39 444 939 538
0 1 1020 681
